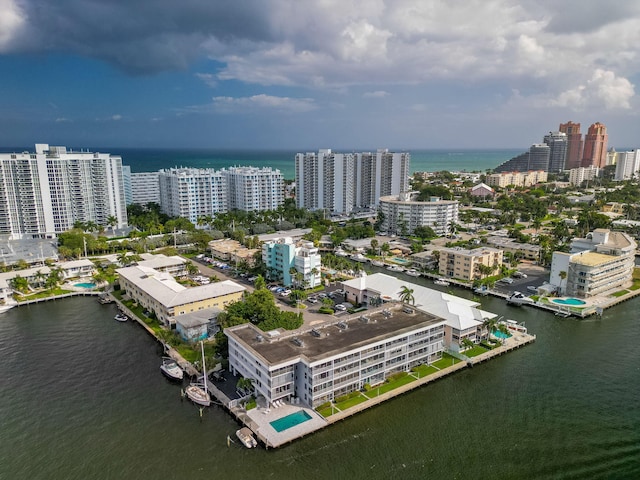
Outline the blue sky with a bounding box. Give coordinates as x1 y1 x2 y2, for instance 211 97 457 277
1 0 638 150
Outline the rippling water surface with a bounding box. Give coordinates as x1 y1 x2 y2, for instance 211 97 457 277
0 290 639 479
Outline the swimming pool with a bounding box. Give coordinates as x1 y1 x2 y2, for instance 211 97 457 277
493 330 511 339
74 282 96 289
389 256 411 265
552 298 586 306
270 410 312 432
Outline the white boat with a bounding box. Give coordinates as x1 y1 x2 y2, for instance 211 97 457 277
160 356 184 381
335 249 348 257
350 253 368 263
504 319 528 333
0 304 15 313
236 427 258 448
474 286 489 296
405 269 421 277
433 278 450 286
185 341 211 407
114 313 128 322
506 291 534 306
370 260 384 267
386 265 404 272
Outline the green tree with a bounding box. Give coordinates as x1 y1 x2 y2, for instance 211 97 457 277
398 285 415 305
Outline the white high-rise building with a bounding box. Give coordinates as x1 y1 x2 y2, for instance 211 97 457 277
614 150 640 181
0 144 127 239
568 166 600 186
130 172 161 205
378 192 459 236
295 148 410 215
222 166 284 212
158 168 227 225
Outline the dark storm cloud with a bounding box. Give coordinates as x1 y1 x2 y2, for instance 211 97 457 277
10 0 276 74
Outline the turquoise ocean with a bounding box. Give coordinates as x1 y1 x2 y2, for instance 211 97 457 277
115 148 522 178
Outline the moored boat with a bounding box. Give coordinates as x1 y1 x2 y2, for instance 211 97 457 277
370 260 384 267
185 341 211 407
236 427 258 448
114 313 128 322
405 269 420 277
350 253 368 263
160 356 184 381
386 265 404 272
506 291 534 306
433 278 450 286
504 319 527 334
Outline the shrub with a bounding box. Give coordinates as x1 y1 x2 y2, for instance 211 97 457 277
318 307 334 314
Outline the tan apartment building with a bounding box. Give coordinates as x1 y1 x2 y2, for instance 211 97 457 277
438 246 504 281
485 171 548 188
117 265 245 328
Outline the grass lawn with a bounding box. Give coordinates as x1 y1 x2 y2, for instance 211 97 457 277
411 365 439 377
612 289 630 297
432 353 461 370
462 346 490 358
335 394 369 410
317 406 336 418
15 288 73 302
365 374 416 398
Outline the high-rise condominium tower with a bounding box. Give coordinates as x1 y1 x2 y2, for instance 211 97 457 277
0 144 127 239
543 131 568 172
582 122 608 168
295 148 409 215
559 121 583 170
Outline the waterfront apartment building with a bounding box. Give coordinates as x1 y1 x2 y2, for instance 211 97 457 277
485 170 548 188
117 264 245 328
378 192 459 236
226 304 446 407
614 150 640 181
582 122 608 168
222 166 284 212
550 229 636 297
0 144 127 240
158 168 227 225
130 172 161 205
262 237 322 288
295 149 409 215
493 144 550 173
438 246 504 281
569 166 600 187
543 131 568 172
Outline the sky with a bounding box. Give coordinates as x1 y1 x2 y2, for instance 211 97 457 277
0 0 638 150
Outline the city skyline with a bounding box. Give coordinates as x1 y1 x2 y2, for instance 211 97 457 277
1 1 638 149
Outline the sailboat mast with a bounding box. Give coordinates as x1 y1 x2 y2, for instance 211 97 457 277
200 341 207 394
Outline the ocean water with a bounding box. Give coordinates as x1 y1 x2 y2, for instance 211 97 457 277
113 148 522 179
1 289 639 480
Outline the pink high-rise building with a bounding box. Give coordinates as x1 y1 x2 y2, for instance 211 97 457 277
559 121 583 170
582 122 608 168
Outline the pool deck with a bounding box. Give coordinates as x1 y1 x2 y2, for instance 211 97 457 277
239 403 327 449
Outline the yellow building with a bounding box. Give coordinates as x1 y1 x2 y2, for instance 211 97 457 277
117 265 245 327
438 246 503 281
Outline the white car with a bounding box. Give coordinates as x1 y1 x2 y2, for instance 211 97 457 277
334 304 347 311
307 297 318 304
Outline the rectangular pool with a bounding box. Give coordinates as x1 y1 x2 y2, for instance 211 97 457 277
270 410 312 432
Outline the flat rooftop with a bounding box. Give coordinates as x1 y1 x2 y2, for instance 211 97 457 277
227 305 446 367
572 251 622 267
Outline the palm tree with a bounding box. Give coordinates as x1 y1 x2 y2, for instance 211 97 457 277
482 317 498 340
236 377 253 394
310 267 320 288
398 285 415 305
558 271 567 293
106 215 118 233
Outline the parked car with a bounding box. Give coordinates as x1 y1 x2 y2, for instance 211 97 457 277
317 293 328 299
527 286 538 292
498 277 514 284
307 297 318 304
280 289 291 297
334 304 347 311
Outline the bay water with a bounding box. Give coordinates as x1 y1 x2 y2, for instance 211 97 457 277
1 282 638 479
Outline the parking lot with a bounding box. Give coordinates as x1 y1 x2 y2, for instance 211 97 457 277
491 264 549 295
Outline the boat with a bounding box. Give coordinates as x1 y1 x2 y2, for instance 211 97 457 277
160 356 184 381
0 304 15 313
370 260 384 267
433 278 450 286
185 341 211 407
474 286 489 296
350 253 368 263
506 291 534 306
114 313 128 322
236 427 258 448
335 249 348 257
386 265 404 272
504 319 528 333
405 269 421 277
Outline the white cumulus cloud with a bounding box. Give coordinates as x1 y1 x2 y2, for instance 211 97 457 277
553 69 635 110
203 94 316 113
0 0 26 52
